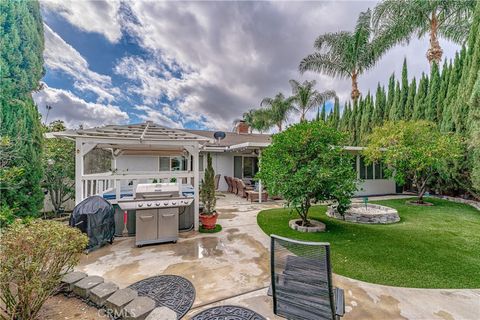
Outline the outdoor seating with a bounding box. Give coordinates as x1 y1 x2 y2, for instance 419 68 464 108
246 190 268 202
236 178 254 198
231 177 238 194
270 234 345 320
224 176 232 193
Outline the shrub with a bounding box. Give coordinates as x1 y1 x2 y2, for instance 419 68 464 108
257 121 357 226
0 220 88 319
200 153 216 215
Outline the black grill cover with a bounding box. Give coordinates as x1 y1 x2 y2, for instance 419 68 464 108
70 196 115 252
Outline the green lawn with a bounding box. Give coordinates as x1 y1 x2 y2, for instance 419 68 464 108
257 198 480 288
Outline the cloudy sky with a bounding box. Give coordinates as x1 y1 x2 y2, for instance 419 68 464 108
35 0 459 130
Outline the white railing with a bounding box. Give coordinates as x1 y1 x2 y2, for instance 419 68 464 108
79 171 196 202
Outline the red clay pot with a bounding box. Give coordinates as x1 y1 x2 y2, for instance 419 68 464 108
199 212 218 229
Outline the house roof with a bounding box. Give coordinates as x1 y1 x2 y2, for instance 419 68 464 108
184 129 272 147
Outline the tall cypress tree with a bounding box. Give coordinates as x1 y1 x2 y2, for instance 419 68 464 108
373 83 385 126
360 92 373 142
413 73 428 120
426 62 441 122
332 97 340 129
0 0 45 217
389 81 401 120
340 101 351 132
437 59 450 122
385 73 395 121
404 77 416 120
399 58 409 119
320 103 326 122
441 51 464 132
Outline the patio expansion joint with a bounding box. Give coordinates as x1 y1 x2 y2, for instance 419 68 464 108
189 285 270 311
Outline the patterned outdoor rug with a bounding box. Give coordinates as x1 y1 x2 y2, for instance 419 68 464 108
128 275 195 319
191 305 266 320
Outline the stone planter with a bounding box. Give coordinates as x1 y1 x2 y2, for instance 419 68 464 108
327 203 400 224
289 219 325 232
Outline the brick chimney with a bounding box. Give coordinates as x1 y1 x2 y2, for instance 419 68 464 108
235 120 250 134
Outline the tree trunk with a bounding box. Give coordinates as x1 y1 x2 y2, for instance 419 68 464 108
277 122 282 131
427 10 443 65
351 72 360 102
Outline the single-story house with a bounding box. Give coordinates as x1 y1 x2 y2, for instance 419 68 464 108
51 121 396 229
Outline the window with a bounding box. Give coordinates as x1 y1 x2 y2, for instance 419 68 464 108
234 156 243 178
159 156 187 172
243 157 259 178
199 155 204 171
159 157 170 171
359 156 366 179
374 162 383 179
359 156 374 180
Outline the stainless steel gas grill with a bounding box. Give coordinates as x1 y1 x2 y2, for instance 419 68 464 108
117 183 194 247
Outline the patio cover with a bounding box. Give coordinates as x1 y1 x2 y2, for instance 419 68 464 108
52 121 212 230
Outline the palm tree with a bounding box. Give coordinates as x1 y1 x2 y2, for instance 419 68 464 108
260 93 294 131
373 0 475 65
289 79 337 122
299 9 394 102
241 109 271 133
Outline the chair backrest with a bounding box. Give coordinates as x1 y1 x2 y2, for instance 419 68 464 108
224 176 231 192
214 174 221 190
270 235 335 320
231 178 238 194
237 179 247 197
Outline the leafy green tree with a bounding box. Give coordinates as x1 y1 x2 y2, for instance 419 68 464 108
289 79 336 122
331 97 341 129
0 0 45 218
300 9 394 102
257 121 357 226
339 102 351 131
373 0 476 64
426 61 441 121
364 120 462 203
260 93 294 131
399 58 409 117
360 93 374 142
404 77 416 120
42 121 75 216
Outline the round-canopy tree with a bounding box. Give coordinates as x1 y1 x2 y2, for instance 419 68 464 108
257 121 357 226
364 120 462 203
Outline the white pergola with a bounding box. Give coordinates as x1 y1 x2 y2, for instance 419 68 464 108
53 121 212 230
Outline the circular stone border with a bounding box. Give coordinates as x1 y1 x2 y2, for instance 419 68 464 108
289 219 326 232
327 203 400 224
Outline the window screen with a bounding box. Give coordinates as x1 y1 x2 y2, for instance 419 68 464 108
374 162 382 179
359 156 366 179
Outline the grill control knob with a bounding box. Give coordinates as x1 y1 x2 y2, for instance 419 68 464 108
147 203 152 207
164 202 169 206
138 203 143 207
155 202 160 206
172 201 176 205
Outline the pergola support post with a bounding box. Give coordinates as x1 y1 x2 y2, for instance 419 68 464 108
75 139 83 205
186 144 200 231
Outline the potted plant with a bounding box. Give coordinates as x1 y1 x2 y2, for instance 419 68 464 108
199 153 218 229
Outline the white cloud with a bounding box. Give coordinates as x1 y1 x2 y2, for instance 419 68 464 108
41 0 122 43
43 24 120 103
42 1 462 128
33 85 129 128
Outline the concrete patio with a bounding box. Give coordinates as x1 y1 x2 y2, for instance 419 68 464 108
76 193 480 319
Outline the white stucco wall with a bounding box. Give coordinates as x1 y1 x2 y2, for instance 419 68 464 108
116 155 159 172
210 152 234 191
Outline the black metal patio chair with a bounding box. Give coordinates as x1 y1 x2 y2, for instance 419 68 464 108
270 234 345 320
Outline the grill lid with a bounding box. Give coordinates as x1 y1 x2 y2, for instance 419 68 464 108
135 183 180 199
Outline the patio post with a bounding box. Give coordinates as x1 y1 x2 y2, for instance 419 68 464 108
258 149 262 203
75 139 83 205
190 143 200 231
